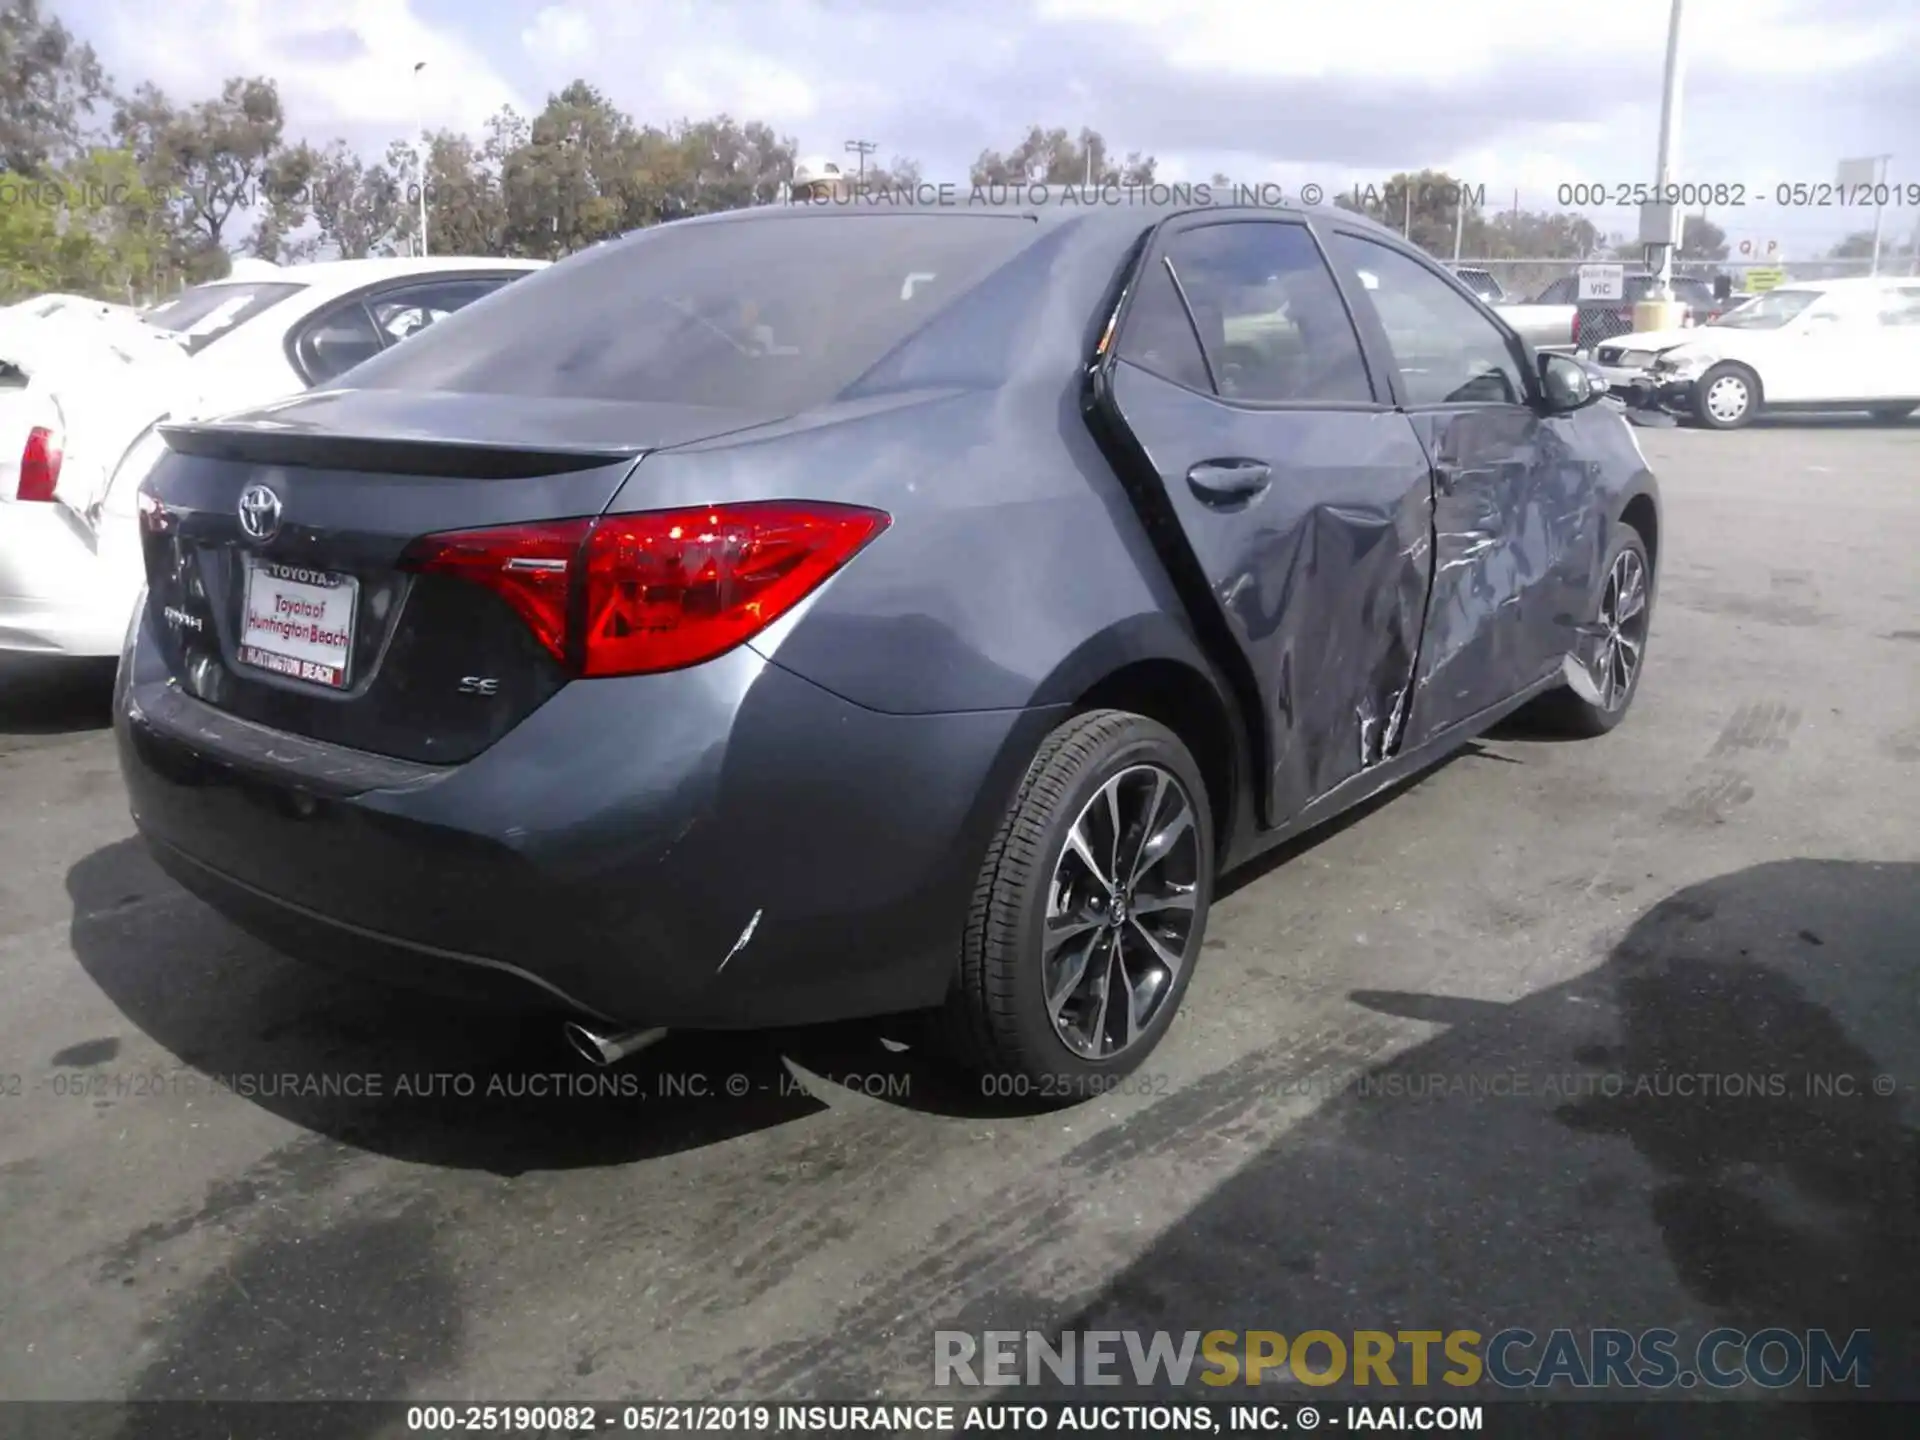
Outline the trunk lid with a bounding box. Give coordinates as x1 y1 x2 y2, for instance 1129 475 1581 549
139 389 775 764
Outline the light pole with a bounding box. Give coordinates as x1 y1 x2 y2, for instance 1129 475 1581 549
1650 0 1687 302
844 139 877 183
413 61 430 256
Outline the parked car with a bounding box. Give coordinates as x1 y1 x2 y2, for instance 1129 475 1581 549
1574 275 1719 350
1 256 543 657
1612 276 1920 428
1451 266 1505 304
117 200 1660 1091
1499 272 1719 351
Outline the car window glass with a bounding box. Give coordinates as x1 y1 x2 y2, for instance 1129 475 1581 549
1115 257 1213 392
366 278 510 345
1161 222 1372 403
342 216 1046 410
294 301 386 385
1331 233 1525 406
1879 288 1920 326
142 281 305 356
1537 277 1575 304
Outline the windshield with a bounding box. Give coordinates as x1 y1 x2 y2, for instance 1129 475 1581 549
142 281 305 355
344 215 1047 411
1708 289 1818 329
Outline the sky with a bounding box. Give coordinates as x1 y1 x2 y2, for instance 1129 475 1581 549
59 0 1920 260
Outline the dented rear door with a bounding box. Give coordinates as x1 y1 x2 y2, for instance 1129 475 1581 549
1090 215 1435 828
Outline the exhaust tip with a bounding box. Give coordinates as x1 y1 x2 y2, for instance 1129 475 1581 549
563 1020 667 1068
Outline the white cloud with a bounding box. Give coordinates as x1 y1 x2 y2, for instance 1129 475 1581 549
79 0 524 141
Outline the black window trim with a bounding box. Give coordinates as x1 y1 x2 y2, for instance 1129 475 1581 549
284 269 532 387
1108 212 1392 413
1319 223 1541 413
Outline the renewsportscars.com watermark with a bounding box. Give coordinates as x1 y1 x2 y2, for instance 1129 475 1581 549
935 1328 1873 1391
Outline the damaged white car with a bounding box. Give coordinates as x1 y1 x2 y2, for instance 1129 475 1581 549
1 256 544 656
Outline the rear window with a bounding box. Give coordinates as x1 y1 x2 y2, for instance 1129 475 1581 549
143 282 305 356
342 215 1046 411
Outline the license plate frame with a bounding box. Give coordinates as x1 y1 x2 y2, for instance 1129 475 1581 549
237 556 359 690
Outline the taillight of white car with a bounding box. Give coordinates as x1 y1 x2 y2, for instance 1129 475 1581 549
15 424 62 502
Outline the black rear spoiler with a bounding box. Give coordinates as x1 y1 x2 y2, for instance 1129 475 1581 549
157 387 774 480
158 420 642 480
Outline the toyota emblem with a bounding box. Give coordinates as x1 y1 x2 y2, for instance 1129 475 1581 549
237 483 282 542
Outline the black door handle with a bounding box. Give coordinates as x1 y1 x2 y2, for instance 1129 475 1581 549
1186 459 1272 504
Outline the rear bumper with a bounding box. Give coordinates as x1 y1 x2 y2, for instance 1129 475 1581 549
115 600 1062 1027
0 503 141 656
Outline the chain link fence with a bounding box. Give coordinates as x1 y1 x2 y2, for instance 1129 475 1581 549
1455 256 1892 308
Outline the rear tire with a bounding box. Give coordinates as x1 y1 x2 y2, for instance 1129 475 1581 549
1525 525 1654 738
942 709 1214 1098
1692 362 1760 429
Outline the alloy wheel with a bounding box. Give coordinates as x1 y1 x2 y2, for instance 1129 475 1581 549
1586 547 1650 711
1042 763 1202 1060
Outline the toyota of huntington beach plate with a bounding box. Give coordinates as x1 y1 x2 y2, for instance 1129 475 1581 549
238 556 359 689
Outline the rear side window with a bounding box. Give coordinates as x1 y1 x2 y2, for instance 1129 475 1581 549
294 302 385 384
344 216 1046 411
143 282 305 356
1116 258 1213 392
1160 222 1373 403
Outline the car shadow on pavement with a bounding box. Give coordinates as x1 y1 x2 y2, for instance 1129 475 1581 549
64 837 849 1174
975 859 1918 1427
59 747 1497 1155
0 653 117 739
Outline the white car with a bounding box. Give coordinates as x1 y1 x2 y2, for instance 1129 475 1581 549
1588 276 1920 430
0 255 545 656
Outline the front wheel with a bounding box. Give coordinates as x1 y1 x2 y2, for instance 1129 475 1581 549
943 709 1214 1095
1692 362 1760 429
1527 526 1654 737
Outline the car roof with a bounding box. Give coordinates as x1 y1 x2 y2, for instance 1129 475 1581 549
620 192 1416 248
195 256 547 302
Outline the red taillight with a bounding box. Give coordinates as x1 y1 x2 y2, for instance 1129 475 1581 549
400 501 890 677
17 426 62 502
1571 312 1581 345
400 518 593 662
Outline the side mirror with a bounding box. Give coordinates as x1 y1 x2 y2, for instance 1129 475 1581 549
1713 275 1733 302
1537 351 1602 414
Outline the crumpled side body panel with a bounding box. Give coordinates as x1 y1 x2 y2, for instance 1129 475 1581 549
1102 360 1435 825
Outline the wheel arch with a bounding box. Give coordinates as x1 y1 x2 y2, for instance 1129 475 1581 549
1028 614 1249 863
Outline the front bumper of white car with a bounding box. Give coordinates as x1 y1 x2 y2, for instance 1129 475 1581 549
0 498 144 656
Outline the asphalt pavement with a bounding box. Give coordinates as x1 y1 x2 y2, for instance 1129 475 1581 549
0 417 1915 1418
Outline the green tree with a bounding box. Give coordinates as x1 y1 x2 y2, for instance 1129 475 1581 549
113 77 307 276
970 126 1155 187
0 0 110 177
308 139 403 259
1678 214 1729 262
1336 169 1480 257
0 147 161 301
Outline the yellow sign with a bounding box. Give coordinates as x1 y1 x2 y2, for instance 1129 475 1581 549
1746 267 1786 292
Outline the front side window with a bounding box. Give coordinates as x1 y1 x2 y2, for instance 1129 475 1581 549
1710 289 1818 330
1329 233 1526 406
366 278 514 344
1876 287 1920 327
1160 222 1373 404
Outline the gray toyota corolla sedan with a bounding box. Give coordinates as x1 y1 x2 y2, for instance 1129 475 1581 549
116 197 1659 1093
